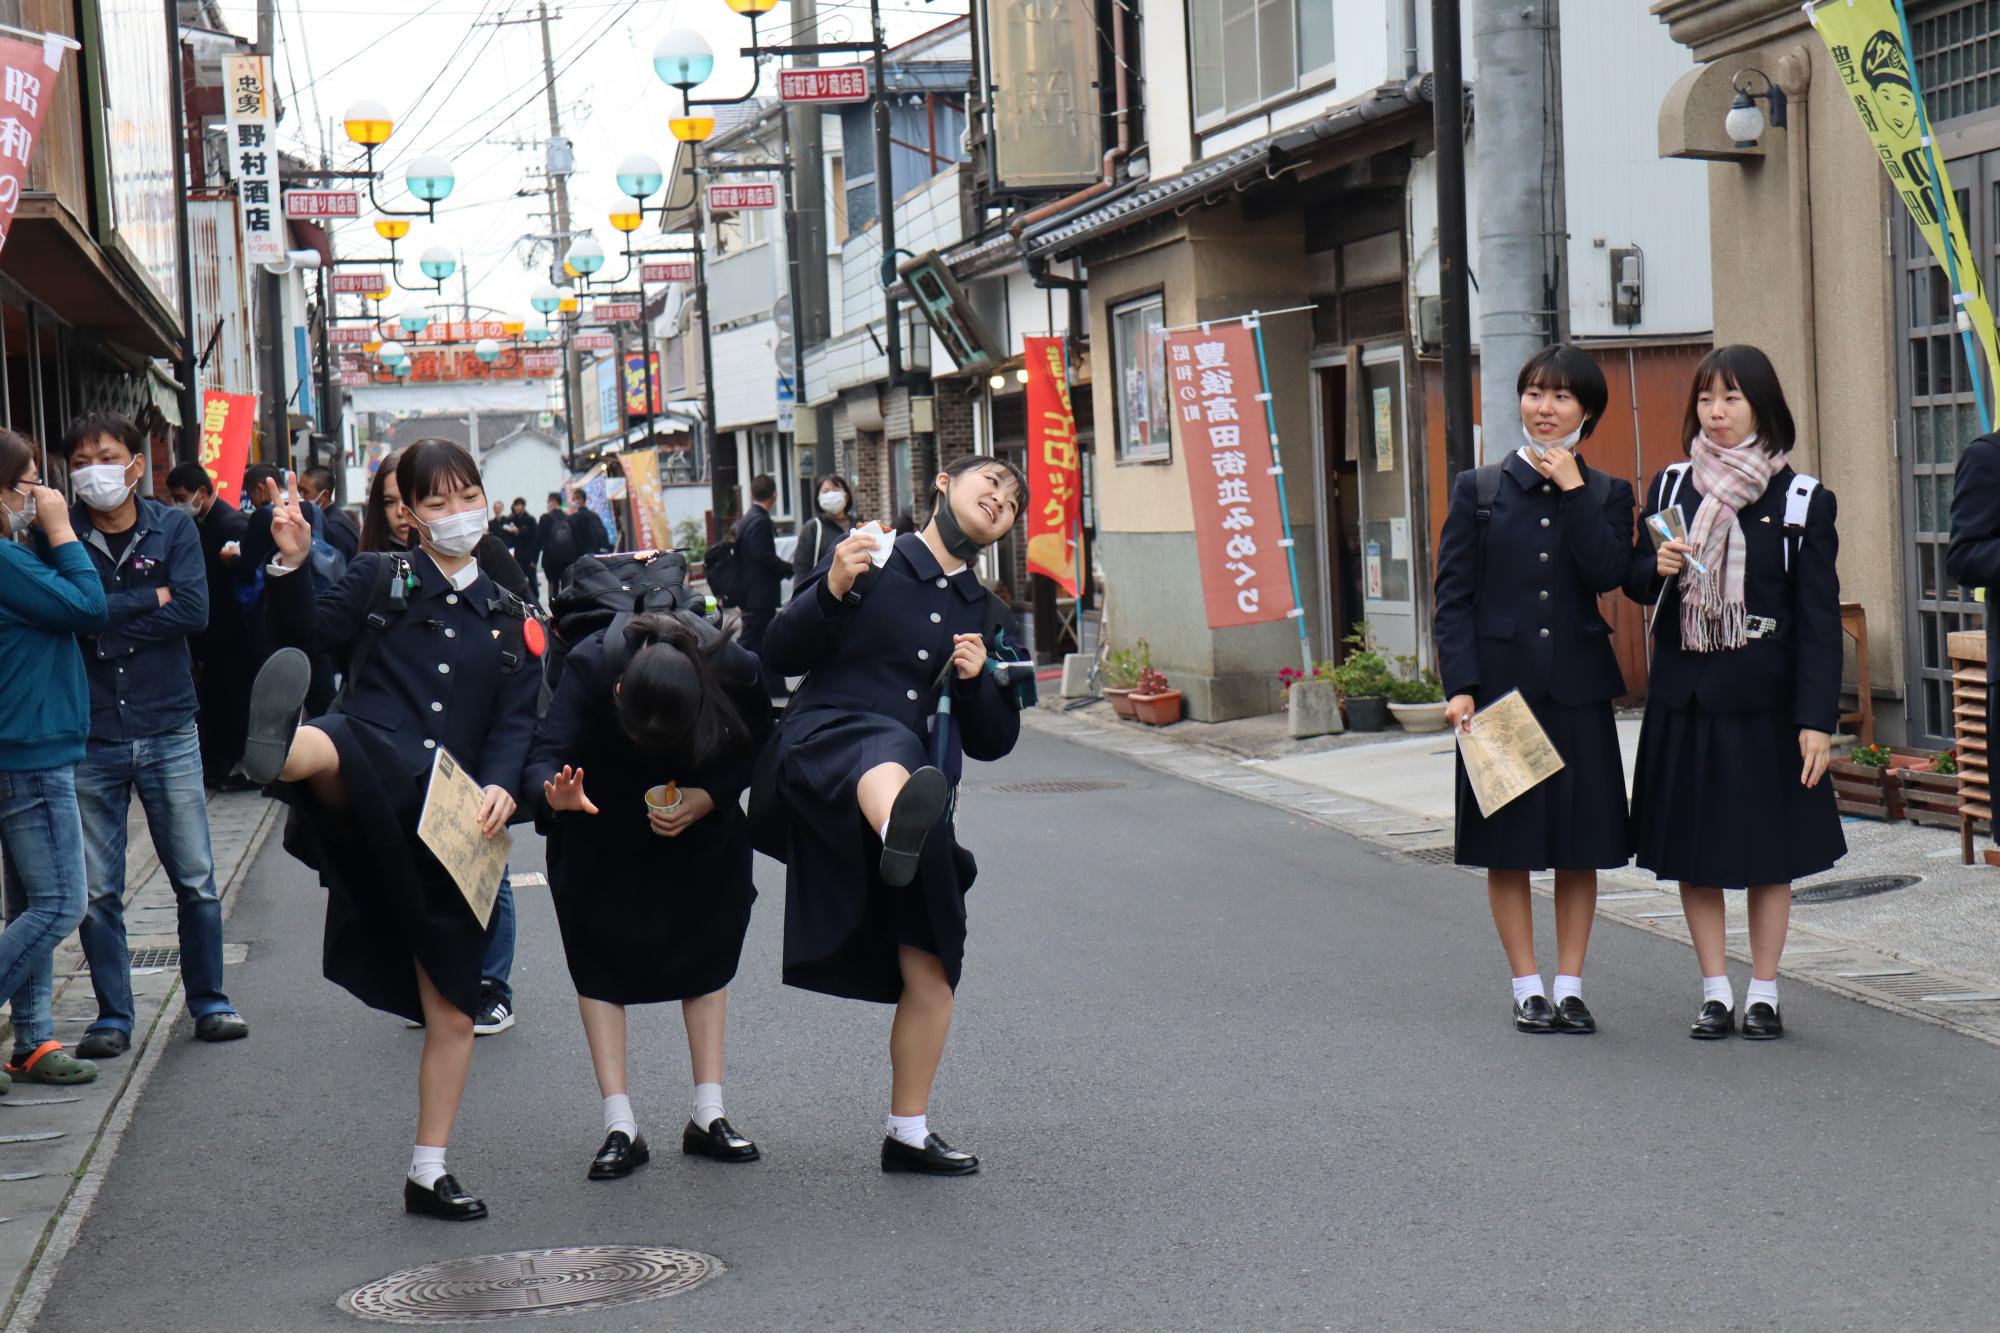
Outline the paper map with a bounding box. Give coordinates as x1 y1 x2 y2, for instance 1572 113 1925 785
417 747 508 929
1456 690 1566 819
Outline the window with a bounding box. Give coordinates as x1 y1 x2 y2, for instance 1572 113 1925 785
751 427 792 520
1111 295 1170 462
1190 0 1337 126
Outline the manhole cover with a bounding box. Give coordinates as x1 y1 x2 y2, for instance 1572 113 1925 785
1399 846 1460 866
1793 875 1920 905
339 1246 723 1324
127 947 180 969
989 780 1125 794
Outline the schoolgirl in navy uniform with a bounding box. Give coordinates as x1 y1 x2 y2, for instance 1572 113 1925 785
240 440 540 1220
526 612 771 1180
1434 345 1634 1035
1625 345 1844 1041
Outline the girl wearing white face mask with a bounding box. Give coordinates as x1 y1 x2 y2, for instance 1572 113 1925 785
792 473 856 593
235 439 543 1221
1434 345 1636 1036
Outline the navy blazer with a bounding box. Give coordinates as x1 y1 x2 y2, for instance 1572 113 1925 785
67 498 209 743
733 504 792 614
1945 435 2000 742
266 550 542 802
1434 451 1634 707
1624 465 1842 732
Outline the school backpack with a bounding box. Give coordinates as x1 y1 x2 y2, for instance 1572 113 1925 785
543 511 578 573
541 550 720 711
701 533 745 608
308 526 347 593
1469 459 1613 589
1645 462 1819 632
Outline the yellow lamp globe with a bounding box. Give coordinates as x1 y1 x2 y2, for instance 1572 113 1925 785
563 260 579 278
343 98 393 147
367 283 391 302
374 218 411 242
559 296 580 314
725 0 780 13
610 211 644 234
669 116 716 144
502 320 527 337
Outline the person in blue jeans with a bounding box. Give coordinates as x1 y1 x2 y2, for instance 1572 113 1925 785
0 429 108 1089
51 414 248 1063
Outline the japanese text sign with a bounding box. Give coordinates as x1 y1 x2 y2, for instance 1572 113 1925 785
573 332 615 352
283 190 358 218
197 391 256 504
707 182 776 211
591 302 642 323
1023 336 1080 595
642 259 695 284
1164 325 1297 629
330 271 384 294
221 55 284 264
521 350 562 371
779 66 869 103
328 325 372 345
0 36 63 259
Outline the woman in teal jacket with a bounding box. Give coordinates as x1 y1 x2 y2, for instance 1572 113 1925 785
0 429 109 1094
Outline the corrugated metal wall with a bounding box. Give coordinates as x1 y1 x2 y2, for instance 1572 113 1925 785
187 199 256 397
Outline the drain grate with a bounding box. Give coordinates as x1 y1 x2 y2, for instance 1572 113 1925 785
1793 875 1920 905
127 947 180 969
1399 846 1461 866
339 1246 723 1324
989 779 1125 795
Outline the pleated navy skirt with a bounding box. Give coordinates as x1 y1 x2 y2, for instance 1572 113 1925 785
1631 700 1846 886
1454 697 1632 872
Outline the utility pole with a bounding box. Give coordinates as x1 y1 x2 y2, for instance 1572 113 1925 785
787 0 834 481
1473 0 1568 464
1432 0 1474 480
165 0 201 456
870 0 902 386
254 0 288 468
535 0 582 469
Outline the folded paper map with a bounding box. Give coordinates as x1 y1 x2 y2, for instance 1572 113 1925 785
1456 690 1566 819
417 747 509 929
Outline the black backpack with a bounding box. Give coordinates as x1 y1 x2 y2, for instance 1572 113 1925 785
542 550 718 710
544 512 578 572
702 534 745 608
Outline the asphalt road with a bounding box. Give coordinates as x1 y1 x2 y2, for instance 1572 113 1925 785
34 728 2000 1332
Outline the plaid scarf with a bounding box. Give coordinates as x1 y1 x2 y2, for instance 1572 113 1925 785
1680 431 1786 652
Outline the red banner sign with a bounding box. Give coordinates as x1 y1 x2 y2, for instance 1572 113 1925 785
196 391 256 505
283 189 359 218
340 370 371 387
329 325 372 345
1164 325 1297 629
591 302 642 323
1023 335 1080 596
0 37 64 259
331 271 385 293
359 347 540 383
779 65 869 103
642 260 695 284
573 332 615 352
623 353 662 416
707 182 776 211
521 350 563 371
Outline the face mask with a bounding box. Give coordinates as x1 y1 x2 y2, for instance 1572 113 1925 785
73 460 138 511
932 478 994 564
1521 421 1584 460
2 487 34 539
818 490 848 516
412 507 487 559
172 500 197 520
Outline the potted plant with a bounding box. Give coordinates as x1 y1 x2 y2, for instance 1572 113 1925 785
1329 624 1395 732
1897 749 1963 830
1102 642 1147 719
675 518 708 577
1830 742 1905 821
1129 665 1183 726
1386 654 1448 732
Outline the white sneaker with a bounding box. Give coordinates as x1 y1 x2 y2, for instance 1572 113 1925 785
473 998 515 1036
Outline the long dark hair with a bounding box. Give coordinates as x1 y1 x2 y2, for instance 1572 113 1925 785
613 612 749 769
1680 344 1796 456
360 447 407 553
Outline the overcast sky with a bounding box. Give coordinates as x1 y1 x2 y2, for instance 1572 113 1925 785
211 0 961 325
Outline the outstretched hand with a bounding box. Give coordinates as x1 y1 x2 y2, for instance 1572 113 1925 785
543 765 598 815
270 475 313 568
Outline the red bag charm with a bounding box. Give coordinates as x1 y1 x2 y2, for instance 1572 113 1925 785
522 617 546 658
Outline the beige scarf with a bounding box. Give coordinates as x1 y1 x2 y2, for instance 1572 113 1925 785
1680 431 1786 652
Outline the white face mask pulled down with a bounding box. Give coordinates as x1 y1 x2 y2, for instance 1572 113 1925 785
413 507 487 559
1520 422 1584 461
72 460 140 512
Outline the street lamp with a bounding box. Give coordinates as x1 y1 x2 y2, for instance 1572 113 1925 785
374 218 411 243
616 152 664 202
343 98 393 147
609 210 644 235
406 154 457 206
397 304 431 338
652 29 714 89
342 97 456 221
530 282 562 315
418 244 457 289
566 235 606 278
523 324 553 344
475 338 500 364
378 339 408 367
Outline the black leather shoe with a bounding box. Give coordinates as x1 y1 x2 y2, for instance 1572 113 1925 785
1513 995 1557 1033
880 1133 978 1176
588 1130 650 1180
1689 1000 1736 1040
241 648 311 785
1551 996 1596 1033
681 1117 759 1162
1741 1002 1784 1040
403 1174 488 1221
879 767 949 888
194 1012 249 1043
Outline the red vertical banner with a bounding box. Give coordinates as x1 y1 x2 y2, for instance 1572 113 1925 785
197 391 256 504
1023 335 1081 595
0 37 65 258
1165 326 1296 629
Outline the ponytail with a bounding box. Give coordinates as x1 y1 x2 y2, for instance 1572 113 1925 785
613 612 749 768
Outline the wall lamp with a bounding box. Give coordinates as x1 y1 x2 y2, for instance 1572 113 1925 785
1726 69 1787 148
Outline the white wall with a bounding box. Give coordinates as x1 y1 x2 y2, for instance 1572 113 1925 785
480 435 566 512
714 321 780 428
1141 0 1194 177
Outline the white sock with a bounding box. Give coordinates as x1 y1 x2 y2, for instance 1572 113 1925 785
1702 975 1734 1011
692 1082 725 1131
1511 974 1545 1006
1746 978 1779 1010
1552 974 1583 1004
408 1144 447 1189
603 1093 637 1140
886 1112 929 1148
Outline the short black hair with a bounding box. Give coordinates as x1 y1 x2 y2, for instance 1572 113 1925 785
396 438 484 507
512 496 527 508
547 491 563 505
1515 345 1609 440
749 473 777 503
243 463 282 497
165 462 214 495
301 464 337 493
1680 344 1795 456
59 412 143 462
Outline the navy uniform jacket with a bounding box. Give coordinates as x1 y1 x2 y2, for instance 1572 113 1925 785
733 503 792 615
1945 436 2000 743
1434 451 1634 707
194 497 249 649
1624 465 1842 732
66 498 209 743
266 550 541 800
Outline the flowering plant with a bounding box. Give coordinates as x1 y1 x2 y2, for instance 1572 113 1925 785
1933 749 1961 775
1278 662 1335 690
1849 743 1894 768
1134 666 1171 696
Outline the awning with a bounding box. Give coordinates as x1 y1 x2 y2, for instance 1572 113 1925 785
148 363 184 426
5 197 182 357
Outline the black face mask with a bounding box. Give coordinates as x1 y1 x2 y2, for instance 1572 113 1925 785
931 479 987 565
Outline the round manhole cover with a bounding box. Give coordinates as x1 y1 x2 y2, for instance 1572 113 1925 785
1793 874 1921 905
338 1246 723 1324
989 779 1126 794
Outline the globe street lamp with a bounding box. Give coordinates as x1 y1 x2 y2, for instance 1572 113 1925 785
474 338 500 364
530 282 563 316
418 245 457 291
566 235 606 279
616 152 664 202
397 305 431 338
523 324 553 344
406 154 457 209
377 339 408 367
343 98 393 148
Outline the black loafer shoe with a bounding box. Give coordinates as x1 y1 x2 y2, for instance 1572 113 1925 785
1513 995 1557 1033
1689 1000 1736 1040
879 767 949 888
682 1117 760 1162
1551 996 1596 1034
880 1133 978 1176
194 1012 249 1043
241 648 312 785
588 1130 650 1180
1741 1001 1784 1040
75 1029 129 1059
403 1173 488 1221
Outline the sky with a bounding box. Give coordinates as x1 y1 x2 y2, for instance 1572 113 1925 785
211 0 963 327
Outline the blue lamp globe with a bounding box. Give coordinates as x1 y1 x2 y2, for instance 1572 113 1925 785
405 153 456 204
393 358 414 378
616 152 665 201
652 30 714 90
419 245 457 282
566 235 605 276
396 305 430 337
377 339 407 366
474 338 500 364
529 281 562 315
523 324 553 344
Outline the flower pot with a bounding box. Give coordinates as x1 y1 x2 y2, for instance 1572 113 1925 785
1104 687 1138 719
1388 700 1449 733
1896 767 1963 829
1829 759 1904 821
1343 695 1389 733
1130 689 1183 726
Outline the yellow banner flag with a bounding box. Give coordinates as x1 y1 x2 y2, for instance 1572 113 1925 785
1813 0 1999 421
619 447 668 551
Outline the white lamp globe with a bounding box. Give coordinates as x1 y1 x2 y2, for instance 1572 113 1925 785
530 282 562 314
566 235 606 276
653 29 715 89
616 152 665 201
405 153 456 204
523 324 553 344
377 339 407 366
474 338 500 363
419 245 457 281
1725 93 1765 146
396 305 430 336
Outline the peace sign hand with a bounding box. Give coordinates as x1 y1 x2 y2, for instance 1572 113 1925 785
270 475 313 569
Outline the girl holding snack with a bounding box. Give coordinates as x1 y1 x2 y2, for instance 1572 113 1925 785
526 611 771 1179
1625 345 1843 1042
758 455 1029 1175
1434 345 1635 1036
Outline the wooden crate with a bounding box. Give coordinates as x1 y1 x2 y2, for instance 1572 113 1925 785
1831 759 1903 821
1948 630 1991 865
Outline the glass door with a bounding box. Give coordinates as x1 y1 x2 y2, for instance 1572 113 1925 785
1358 350 1417 658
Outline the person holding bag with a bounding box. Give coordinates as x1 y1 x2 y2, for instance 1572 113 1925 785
1625 345 1845 1041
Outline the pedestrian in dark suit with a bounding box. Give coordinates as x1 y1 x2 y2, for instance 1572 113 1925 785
568 488 611 556
503 497 540 601
166 462 252 787
734 474 794 697
1434 345 1634 1036
759 456 1027 1176
240 440 540 1222
539 491 579 590
526 613 772 1179
1625 345 1844 1042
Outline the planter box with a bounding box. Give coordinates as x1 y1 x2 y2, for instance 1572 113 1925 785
1344 695 1390 733
1897 767 1963 829
1130 689 1183 726
1104 687 1138 719
1831 759 1904 821
1287 679 1343 738
1388 700 1449 733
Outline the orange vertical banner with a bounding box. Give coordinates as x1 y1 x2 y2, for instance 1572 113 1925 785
197 391 256 505
1023 335 1080 595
